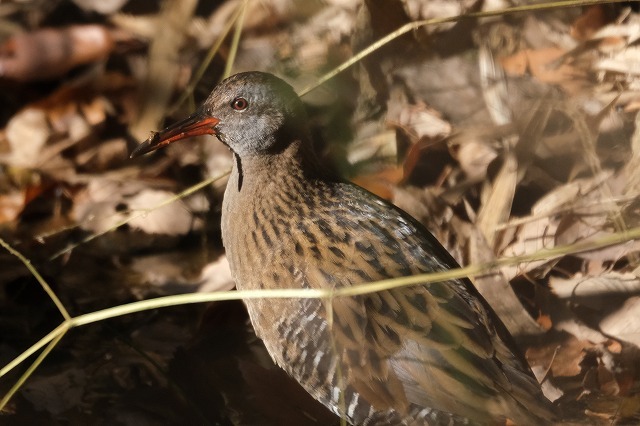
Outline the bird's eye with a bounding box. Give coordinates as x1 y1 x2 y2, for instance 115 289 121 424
231 97 249 111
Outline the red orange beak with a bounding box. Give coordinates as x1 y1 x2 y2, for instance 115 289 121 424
130 112 220 158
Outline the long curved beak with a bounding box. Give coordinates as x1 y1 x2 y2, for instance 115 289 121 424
130 111 220 158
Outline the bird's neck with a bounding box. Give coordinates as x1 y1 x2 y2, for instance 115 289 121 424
221 137 327 280
227 138 324 197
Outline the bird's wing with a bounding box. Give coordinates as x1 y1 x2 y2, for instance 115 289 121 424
301 183 552 423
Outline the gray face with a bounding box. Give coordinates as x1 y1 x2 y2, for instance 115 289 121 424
129 72 307 161
202 72 306 157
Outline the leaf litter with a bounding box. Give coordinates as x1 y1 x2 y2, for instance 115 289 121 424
1 0 640 424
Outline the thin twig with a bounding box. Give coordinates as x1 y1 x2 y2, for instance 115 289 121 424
172 1 246 112
223 0 248 79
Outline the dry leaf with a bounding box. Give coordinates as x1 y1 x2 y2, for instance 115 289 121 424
500 215 557 281
346 129 397 166
600 297 640 347
464 219 543 336
0 25 114 81
501 47 586 93
0 191 25 224
476 151 517 247
527 335 593 378
454 139 498 183
4 108 50 168
556 214 640 262
596 46 640 76
550 272 640 306
351 167 404 200
390 102 452 142
72 179 196 236
571 5 609 41
72 0 128 14
198 255 235 293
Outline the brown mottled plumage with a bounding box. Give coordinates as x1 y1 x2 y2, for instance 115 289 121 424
132 72 556 425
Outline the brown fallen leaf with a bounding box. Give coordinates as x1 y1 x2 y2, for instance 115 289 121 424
0 25 114 82
527 335 594 378
500 47 587 94
571 5 610 41
351 166 404 200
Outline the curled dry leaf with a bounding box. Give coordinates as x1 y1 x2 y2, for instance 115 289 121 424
127 252 233 294
72 178 196 236
389 102 452 143
122 189 195 235
198 0 334 49
285 2 357 71
453 139 498 183
532 171 613 216
549 272 640 349
526 335 594 378
591 14 640 46
186 0 357 75
3 108 50 168
600 297 640 347
547 294 611 344
550 272 640 308
198 255 235 293
0 25 114 82
500 216 557 282
499 170 628 279
75 138 129 171
479 44 511 125
1 89 113 179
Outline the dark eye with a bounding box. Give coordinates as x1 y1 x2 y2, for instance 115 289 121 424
231 97 248 111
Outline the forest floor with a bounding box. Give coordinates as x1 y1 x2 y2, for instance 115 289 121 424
1 0 640 424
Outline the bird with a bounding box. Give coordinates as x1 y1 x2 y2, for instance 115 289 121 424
131 71 556 425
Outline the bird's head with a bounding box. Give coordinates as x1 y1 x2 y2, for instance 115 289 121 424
131 72 307 159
